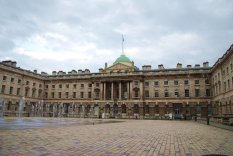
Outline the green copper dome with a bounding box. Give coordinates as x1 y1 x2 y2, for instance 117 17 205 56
114 54 131 64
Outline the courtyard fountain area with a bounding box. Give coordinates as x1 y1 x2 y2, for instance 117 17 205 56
0 117 123 130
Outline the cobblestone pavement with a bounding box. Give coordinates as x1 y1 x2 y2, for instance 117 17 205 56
0 119 233 156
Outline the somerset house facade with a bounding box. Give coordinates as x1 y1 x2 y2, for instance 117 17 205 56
0 44 232 125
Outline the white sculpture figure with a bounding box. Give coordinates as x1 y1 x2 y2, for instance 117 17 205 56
0 98 4 117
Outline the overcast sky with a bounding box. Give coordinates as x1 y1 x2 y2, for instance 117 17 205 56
0 0 233 73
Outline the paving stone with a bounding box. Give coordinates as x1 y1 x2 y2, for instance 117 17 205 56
0 119 233 156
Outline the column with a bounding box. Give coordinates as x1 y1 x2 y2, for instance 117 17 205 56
119 82 122 100
111 82 114 100
103 82 106 100
130 81 133 99
140 81 143 99
127 82 130 99
91 82 94 100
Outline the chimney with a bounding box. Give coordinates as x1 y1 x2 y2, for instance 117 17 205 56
203 61 209 68
78 69 82 74
99 68 103 73
85 69 90 73
52 71 57 75
41 72 48 76
158 64 164 70
187 65 192 68
176 63 182 69
195 64 200 68
11 61 17 67
71 70 77 74
33 70 37 73
142 65 151 71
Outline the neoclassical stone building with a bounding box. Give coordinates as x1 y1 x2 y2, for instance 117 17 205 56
0 44 232 123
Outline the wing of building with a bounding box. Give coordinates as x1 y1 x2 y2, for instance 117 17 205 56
0 44 232 124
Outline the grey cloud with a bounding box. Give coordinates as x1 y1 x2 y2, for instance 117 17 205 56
0 0 232 72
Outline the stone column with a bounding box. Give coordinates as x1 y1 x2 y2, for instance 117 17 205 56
103 82 106 100
140 81 143 99
91 82 94 100
130 81 133 99
119 82 122 100
127 82 130 99
111 82 114 100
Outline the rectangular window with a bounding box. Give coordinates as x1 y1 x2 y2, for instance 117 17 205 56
223 70 225 76
164 81 168 86
185 89 189 97
32 89 36 97
228 79 230 90
45 92 48 99
73 92 76 98
154 91 159 97
26 81 29 85
17 88 20 95
33 82 36 86
25 88 29 97
52 85 55 89
175 90 179 97
155 105 159 114
66 92 69 98
134 81 139 86
184 80 189 85
1 85 5 93
96 92 100 98
59 92 62 98
195 89 200 97
39 84 42 88
96 83 99 87
66 84 69 88
11 78 14 83
226 67 229 75
206 89 210 97
9 87 13 94
145 90 149 97
88 83 92 88
3 76 7 81
145 81 149 87
51 92 55 98
195 80 199 85
38 90 42 98
88 92 91 98
18 79 21 84
45 85 48 89
80 92 84 98
59 84 62 88
174 80 179 86
205 79 209 84
164 91 169 97
73 84 77 89
81 84 84 88
134 90 139 97
154 81 159 86
224 81 226 92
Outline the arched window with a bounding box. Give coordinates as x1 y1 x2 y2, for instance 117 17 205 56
145 105 149 114
122 104 126 113
134 104 139 114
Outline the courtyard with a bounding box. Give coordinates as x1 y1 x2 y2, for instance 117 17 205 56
0 118 233 156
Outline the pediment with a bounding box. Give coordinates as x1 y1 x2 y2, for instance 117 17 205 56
106 62 132 70
103 62 134 73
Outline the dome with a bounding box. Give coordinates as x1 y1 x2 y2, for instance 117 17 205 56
114 54 131 64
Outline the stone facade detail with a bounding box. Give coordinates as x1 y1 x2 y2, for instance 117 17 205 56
0 44 232 124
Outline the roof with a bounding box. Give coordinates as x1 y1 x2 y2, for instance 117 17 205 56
114 54 131 64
